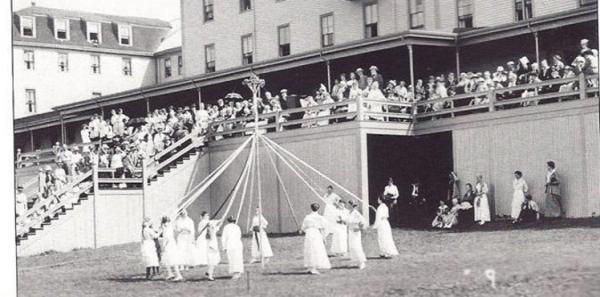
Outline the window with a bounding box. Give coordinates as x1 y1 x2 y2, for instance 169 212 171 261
278 24 290 57
515 0 533 21
20 16 35 37
458 0 473 28
164 58 172 77
87 22 101 43
58 53 69 72
25 89 36 113
409 0 425 29
205 44 215 73
118 25 132 46
320 13 334 47
24 50 35 70
364 2 378 38
92 92 102 98
91 55 101 74
241 34 253 65
240 0 252 12
54 18 69 40
203 0 214 22
178 55 183 75
122 57 132 76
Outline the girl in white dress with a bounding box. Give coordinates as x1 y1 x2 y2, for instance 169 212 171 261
330 201 349 257
221 216 244 280
194 212 209 266
511 171 529 223
159 217 183 281
302 203 331 274
373 197 399 258
474 175 491 225
205 218 221 281
250 208 273 264
174 210 195 270
346 200 367 269
141 219 160 279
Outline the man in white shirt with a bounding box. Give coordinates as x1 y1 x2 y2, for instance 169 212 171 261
80 125 91 144
383 177 399 205
15 186 28 218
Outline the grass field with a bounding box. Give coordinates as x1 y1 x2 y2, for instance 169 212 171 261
17 219 600 297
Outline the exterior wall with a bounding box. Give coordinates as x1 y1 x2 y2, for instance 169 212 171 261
451 101 599 219
473 0 584 28
94 191 144 248
156 50 184 84
13 46 156 118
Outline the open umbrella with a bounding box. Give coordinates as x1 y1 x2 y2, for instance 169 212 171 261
225 92 244 100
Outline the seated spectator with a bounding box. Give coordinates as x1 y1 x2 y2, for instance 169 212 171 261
432 200 449 228
517 194 540 223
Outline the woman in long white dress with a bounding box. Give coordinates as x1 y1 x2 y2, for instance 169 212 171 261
194 212 209 266
511 171 529 223
159 216 183 281
367 81 387 121
141 219 160 279
250 208 273 264
302 203 331 274
205 218 221 281
330 202 349 257
372 197 399 258
346 200 367 269
221 216 244 280
174 210 195 270
474 175 491 225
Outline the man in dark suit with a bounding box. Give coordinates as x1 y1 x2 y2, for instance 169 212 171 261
544 161 563 218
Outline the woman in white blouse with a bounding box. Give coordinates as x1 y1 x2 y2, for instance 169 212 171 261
511 171 529 223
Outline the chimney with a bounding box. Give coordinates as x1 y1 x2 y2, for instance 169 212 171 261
31 2 36 6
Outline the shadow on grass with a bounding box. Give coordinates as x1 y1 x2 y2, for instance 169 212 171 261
394 217 600 233
106 274 233 283
263 270 311 276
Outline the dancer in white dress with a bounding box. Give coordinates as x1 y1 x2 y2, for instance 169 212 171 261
372 197 399 258
302 203 331 274
141 218 160 279
194 212 209 266
474 175 491 225
174 210 195 270
346 200 367 269
221 216 244 280
159 217 183 281
322 185 341 237
511 171 529 223
205 218 221 281
250 208 273 264
330 201 349 257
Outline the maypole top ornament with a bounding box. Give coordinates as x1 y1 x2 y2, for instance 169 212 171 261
242 73 265 94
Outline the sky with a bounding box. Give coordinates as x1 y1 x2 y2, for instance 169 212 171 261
12 0 181 22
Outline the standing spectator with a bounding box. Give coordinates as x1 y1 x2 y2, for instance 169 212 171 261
37 167 46 194
356 68 368 90
70 147 83 175
89 114 101 141
54 162 67 190
544 161 563 218
80 124 91 144
16 186 27 218
473 175 491 225
111 147 125 179
370 66 384 87
511 171 529 223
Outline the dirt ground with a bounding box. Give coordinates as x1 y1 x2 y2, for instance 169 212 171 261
17 218 600 297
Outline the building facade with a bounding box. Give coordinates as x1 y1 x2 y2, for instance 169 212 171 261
12 6 175 118
181 0 596 77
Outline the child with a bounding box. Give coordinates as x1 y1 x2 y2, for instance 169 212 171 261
518 194 540 223
141 218 160 279
432 200 449 228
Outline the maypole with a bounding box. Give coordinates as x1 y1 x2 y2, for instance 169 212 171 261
243 74 266 268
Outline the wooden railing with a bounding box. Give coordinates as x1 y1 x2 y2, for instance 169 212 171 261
15 139 104 169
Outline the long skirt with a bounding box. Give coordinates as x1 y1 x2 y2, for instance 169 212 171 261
330 223 348 254
177 234 197 266
511 190 526 219
251 230 273 259
206 240 221 267
376 220 399 256
303 229 331 270
161 241 181 267
474 195 491 222
194 236 208 266
141 240 159 267
348 230 366 264
226 247 244 274
544 193 562 218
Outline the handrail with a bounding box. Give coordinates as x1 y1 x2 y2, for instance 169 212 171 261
15 139 104 165
494 90 581 106
361 100 413 108
494 76 579 94
415 90 489 107
146 136 203 179
149 132 195 165
279 100 354 115
280 112 358 128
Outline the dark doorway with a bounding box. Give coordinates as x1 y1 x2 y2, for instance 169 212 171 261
367 132 453 227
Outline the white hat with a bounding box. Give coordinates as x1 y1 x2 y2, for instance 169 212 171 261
581 38 589 45
280 89 288 93
369 65 379 71
496 66 504 72
356 68 364 73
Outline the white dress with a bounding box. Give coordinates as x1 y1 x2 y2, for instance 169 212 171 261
160 225 181 267
251 215 274 260
322 193 340 235
174 216 196 266
347 209 367 264
194 219 209 266
221 223 244 274
206 220 221 266
330 208 348 255
373 204 399 256
141 226 159 267
474 182 491 222
302 212 331 270
511 179 528 219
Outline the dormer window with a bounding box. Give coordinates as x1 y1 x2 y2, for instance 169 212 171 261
87 22 101 43
20 16 35 37
54 18 69 40
118 25 132 46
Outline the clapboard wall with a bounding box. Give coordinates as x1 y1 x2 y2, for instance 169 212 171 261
418 99 599 218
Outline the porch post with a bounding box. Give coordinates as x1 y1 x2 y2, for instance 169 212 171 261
455 46 461 75
534 31 540 64
408 44 415 89
197 86 202 106
59 113 66 145
29 130 34 152
326 60 332 92
145 97 150 114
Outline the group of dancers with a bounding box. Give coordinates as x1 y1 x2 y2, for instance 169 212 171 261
140 185 400 280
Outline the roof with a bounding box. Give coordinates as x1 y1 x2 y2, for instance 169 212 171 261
15 6 171 28
154 22 182 54
13 6 172 54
